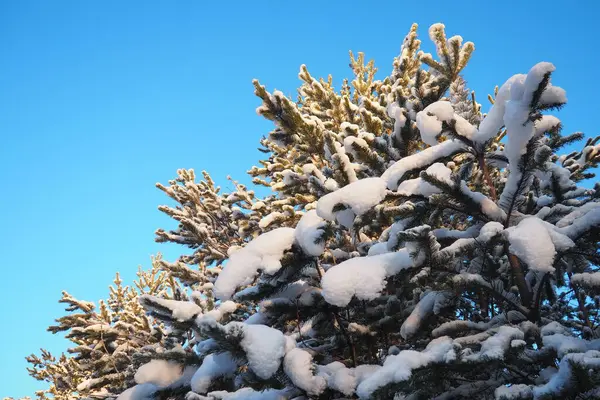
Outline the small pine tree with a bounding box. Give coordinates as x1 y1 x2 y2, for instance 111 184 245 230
23 256 192 399
28 23 600 400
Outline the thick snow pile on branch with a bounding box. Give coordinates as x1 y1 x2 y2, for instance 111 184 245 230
294 210 328 256
190 353 238 394
357 336 457 397
416 101 477 146
495 384 533 400
283 348 327 396
505 217 574 272
214 228 295 299
116 383 159 400
397 162 452 197
316 177 387 227
571 271 600 289
239 323 288 379
400 291 453 339
135 360 188 387
321 250 415 307
139 295 202 322
381 140 465 190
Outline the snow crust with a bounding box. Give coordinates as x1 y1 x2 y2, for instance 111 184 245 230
197 300 238 324
464 326 524 361
474 74 523 144
542 334 600 358
416 101 454 146
558 207 600 239
387 101 407 141
206 387 290 400
317 362 380 396
438 221 503 258
555 202 600 228
498 62 567 212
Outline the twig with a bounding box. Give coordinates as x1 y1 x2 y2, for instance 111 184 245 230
505 243 532 309
334 312 357 367
295 301 303 341
568 272 593 334
478 152 497 201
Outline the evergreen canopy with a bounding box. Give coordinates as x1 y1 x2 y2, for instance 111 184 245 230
16 23 600 400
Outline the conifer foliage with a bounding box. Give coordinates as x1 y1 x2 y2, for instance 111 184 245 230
19 23 600 400
21 256 188 400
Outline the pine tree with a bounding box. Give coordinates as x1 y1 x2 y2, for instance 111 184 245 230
28 23 600 400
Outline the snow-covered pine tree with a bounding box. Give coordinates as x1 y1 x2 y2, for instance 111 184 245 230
27 22 600 400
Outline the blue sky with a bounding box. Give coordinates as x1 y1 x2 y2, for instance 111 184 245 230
1 0 598 397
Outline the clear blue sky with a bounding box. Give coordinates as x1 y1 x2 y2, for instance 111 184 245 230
1 1 598 397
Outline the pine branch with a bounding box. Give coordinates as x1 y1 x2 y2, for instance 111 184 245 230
506 244 533 310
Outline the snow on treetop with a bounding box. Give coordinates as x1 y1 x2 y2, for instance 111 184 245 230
416 101 477 146
474 73 525 144
522 62 556 105
503 62 565 165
